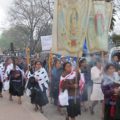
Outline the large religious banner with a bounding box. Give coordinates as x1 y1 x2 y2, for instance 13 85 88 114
87 1 113 52
52 0 92 56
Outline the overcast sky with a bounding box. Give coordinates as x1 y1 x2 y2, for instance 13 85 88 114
0 0 13 34
0 0 120 35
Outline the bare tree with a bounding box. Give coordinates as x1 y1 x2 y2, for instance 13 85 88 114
9 0 54 52
109 0 120 30
114 0 120 20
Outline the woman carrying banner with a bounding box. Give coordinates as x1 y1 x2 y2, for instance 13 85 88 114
102 63 120 120
27 61 49 113
59 62 81 120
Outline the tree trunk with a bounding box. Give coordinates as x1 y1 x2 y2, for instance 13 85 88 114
29 29 34 54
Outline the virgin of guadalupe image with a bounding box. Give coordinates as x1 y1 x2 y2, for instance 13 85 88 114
95 11 105 37
69 8 79 46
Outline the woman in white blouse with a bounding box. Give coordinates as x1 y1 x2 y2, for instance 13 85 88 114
90 60 104 116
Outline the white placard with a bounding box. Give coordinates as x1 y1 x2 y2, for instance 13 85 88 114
41 35 52 51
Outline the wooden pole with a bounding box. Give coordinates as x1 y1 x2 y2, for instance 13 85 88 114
48 50 53 74
26 47 30 66
101 51 105 67
10 42 16 70
26 47 30 71
75 51 81 103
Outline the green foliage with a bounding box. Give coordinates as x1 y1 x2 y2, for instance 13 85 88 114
0 25 30 50
0 34 14 49
112 33 120 46
112 34 120 41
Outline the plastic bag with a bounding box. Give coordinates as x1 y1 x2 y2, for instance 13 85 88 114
26 88 31 96
59 89 69 106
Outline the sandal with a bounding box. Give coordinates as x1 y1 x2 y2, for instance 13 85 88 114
34 105 39 112
89 107 94 115
66 117 69 120
40 107 44 113
9 96 13 101
0 94 3 98
18 100 22 105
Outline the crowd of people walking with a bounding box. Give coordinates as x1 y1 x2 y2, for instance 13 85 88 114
0 53 120 120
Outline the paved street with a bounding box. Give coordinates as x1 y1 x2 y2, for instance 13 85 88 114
44 101 102 120
0 92 102 120
0 92 47 120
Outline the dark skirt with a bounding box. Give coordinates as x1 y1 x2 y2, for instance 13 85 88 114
9 79 24 96
0 82 3 93
30 88 49 107
104 104 120 120
81 84 88 102
67 98 81 118
52 88 59 105
104 104 113 120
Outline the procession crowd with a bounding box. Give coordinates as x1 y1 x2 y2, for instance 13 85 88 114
0 53 120 120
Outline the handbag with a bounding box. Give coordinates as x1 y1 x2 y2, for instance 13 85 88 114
59 89 69 106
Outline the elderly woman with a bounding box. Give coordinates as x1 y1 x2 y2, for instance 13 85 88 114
102 63 120 120
27 61 49 113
